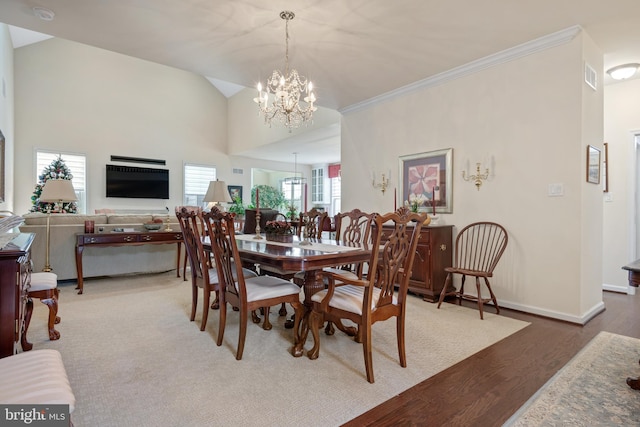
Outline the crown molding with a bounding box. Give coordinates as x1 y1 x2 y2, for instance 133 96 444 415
339 25 582 115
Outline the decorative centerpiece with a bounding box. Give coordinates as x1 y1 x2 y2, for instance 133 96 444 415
144 218 164 231
264 214 294 243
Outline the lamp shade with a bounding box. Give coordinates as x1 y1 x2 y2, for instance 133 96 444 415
203 180 232 203
39 179 78 202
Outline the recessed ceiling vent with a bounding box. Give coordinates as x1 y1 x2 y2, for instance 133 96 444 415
584 63 597 91
33 7 55 21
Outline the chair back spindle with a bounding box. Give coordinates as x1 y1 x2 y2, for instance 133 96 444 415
456 222 508 276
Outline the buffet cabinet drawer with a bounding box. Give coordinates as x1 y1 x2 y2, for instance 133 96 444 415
0 233 35 358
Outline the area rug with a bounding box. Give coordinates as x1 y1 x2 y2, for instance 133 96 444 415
26 272 529 427
504 331 640 426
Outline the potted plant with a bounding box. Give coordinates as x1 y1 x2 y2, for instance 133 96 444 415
227 196 246 219
286 204 298 221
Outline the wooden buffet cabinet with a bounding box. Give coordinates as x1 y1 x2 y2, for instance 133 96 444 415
0 233 34 358
381 224 453 302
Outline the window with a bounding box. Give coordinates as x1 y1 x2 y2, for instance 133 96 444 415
184 163 216 207
281 179 303 214
36 150 87 214
312 167 324 202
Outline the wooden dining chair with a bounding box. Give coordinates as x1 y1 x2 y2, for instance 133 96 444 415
308 207 427 383
297 208 329 239
437 221 508 319
203 210 303 360
325 208 375 280
175 205 199 281
175 206 257 331
25 272 61 341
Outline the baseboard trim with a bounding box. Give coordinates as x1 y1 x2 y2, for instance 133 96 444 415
498 299 605 325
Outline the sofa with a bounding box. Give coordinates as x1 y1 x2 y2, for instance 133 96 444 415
19 213 181 281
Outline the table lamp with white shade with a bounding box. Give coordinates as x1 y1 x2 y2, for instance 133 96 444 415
39 179 78 272
203 180 232 211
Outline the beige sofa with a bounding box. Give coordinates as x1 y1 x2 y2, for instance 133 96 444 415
19 213 181 281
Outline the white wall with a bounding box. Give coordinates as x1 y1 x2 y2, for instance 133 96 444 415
341 31 604 322
603 79 640 291
227 155 311 208
227 87 341 155
13 38 229 215
0 24 15 213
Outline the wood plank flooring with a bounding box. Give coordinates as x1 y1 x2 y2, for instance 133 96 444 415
343 290 640 427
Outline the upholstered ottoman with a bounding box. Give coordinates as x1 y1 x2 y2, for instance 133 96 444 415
0 349 75 414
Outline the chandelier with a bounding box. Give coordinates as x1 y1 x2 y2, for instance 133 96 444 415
254 11 317 131
284 152 306 185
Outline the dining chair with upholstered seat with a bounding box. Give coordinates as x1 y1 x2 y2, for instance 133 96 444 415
437 221 508 319
323 208 374 281
297 208 329 240
203 210 303 360
175 205 200 281
307 207 428 383
26 272 61 341
175 206 258 331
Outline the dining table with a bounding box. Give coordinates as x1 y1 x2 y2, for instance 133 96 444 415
223 233 372 356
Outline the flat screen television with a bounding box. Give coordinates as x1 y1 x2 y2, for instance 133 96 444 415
106 164 169 199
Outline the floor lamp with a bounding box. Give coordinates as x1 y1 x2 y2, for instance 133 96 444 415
39 179 78 272
203 180 232 211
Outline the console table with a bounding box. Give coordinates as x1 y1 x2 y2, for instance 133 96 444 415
0 233 35 358
75 231 183 294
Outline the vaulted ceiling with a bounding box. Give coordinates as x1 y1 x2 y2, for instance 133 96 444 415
2 0 640 163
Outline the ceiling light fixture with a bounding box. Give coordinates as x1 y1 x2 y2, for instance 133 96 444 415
607 63 640 80
254 11 317 131
284 152 306 185
33 6 55 21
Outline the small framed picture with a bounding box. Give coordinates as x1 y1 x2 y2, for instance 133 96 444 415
227 185 242 201
586 145 601 184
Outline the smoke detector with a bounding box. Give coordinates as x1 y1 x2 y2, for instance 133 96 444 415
33 7 55 21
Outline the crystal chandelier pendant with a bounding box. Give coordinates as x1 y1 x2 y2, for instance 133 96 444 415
254 11 317 131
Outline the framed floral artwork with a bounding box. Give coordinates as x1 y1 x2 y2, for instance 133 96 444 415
399 148 453 214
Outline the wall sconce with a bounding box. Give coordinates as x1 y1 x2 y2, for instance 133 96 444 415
462 163 490 191
372 171 390 194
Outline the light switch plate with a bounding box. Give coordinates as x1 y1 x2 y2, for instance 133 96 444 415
548 183 564 197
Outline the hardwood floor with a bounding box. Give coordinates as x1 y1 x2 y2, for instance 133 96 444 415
344 290 640 427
